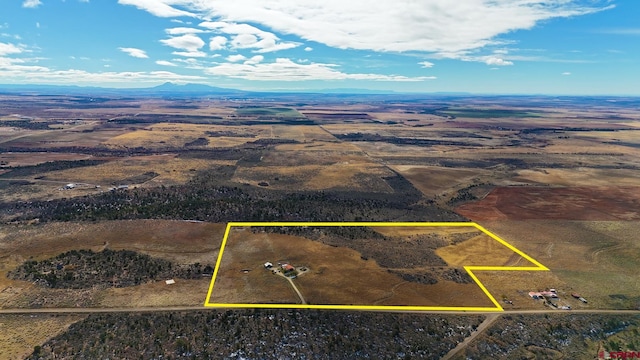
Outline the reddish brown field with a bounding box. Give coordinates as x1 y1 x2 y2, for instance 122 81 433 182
456 186 640 221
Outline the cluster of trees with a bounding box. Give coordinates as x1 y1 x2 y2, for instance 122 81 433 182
28 310 484 359
0 120 57 130
334 132 478 147
1 168 463 224
8 249 212 289
464 314 640 358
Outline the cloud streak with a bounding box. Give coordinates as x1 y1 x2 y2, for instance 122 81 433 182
118 47 149 58
206 58 434 81
22 0 42 8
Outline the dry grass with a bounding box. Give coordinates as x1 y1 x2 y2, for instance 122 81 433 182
232 162 394 192
43 155 233 186
392 165 489 197
436 234 535 267
478 220 640 309
373 226 479 238
100 279 211 307
0 152 94 167
0 314 85 360
515 168 640 187
104 123 265 149
0 155 234 202
0 220 225 309
4 128 128 148
210 228 495 307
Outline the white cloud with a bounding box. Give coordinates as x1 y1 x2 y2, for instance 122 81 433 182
166 27 204 35
484 57 513 66
156 60 177 66
22 0 42 8
562 72 571 75
0 61 205 84
36 22 41 29
118 47 149 58
243 55 264 65
209 36 227 51
160 34 205 53
205 58 434 81
304 47 312 52
126 0 610 56
117 0 195 17
226 54 246 62
0 42 23 56
418 61 434 68
200 21 300 53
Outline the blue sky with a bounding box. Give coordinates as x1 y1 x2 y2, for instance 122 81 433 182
1 0 638 94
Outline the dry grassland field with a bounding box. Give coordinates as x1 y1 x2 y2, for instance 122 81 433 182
208 226 536 308
0 155 235 202
0 220 224 309
0 314 85 360
477 221 640 310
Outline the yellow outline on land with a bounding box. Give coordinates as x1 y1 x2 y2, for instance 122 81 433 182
204 222 549 312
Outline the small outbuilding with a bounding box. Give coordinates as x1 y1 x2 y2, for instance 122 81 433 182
264 262 273 268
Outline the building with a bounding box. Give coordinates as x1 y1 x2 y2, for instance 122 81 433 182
282 264 295 272
264 262 273 268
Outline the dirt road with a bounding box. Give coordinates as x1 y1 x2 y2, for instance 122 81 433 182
441 313 501 360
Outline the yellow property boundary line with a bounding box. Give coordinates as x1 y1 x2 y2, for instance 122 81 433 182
204 222 549 312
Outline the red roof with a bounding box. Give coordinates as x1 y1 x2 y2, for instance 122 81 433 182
283 264 295 271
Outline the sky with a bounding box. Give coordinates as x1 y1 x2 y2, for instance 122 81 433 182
0 0 638 94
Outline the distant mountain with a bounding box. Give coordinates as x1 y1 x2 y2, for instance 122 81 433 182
150 82 242 94
0 82 245 97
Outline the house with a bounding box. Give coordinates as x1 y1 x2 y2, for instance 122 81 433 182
282 264 295 272
264 262 273 269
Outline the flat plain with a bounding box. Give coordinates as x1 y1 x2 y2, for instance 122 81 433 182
1 93 640 357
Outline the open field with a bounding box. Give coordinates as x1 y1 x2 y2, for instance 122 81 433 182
208 225 540 308
0 152 94 167
456 186 640 221
232 162 395 192
0 220 224 309
0 155 234 202
0 314 85 360
477 221 640 309
514 168 640 187
391 165 491 198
